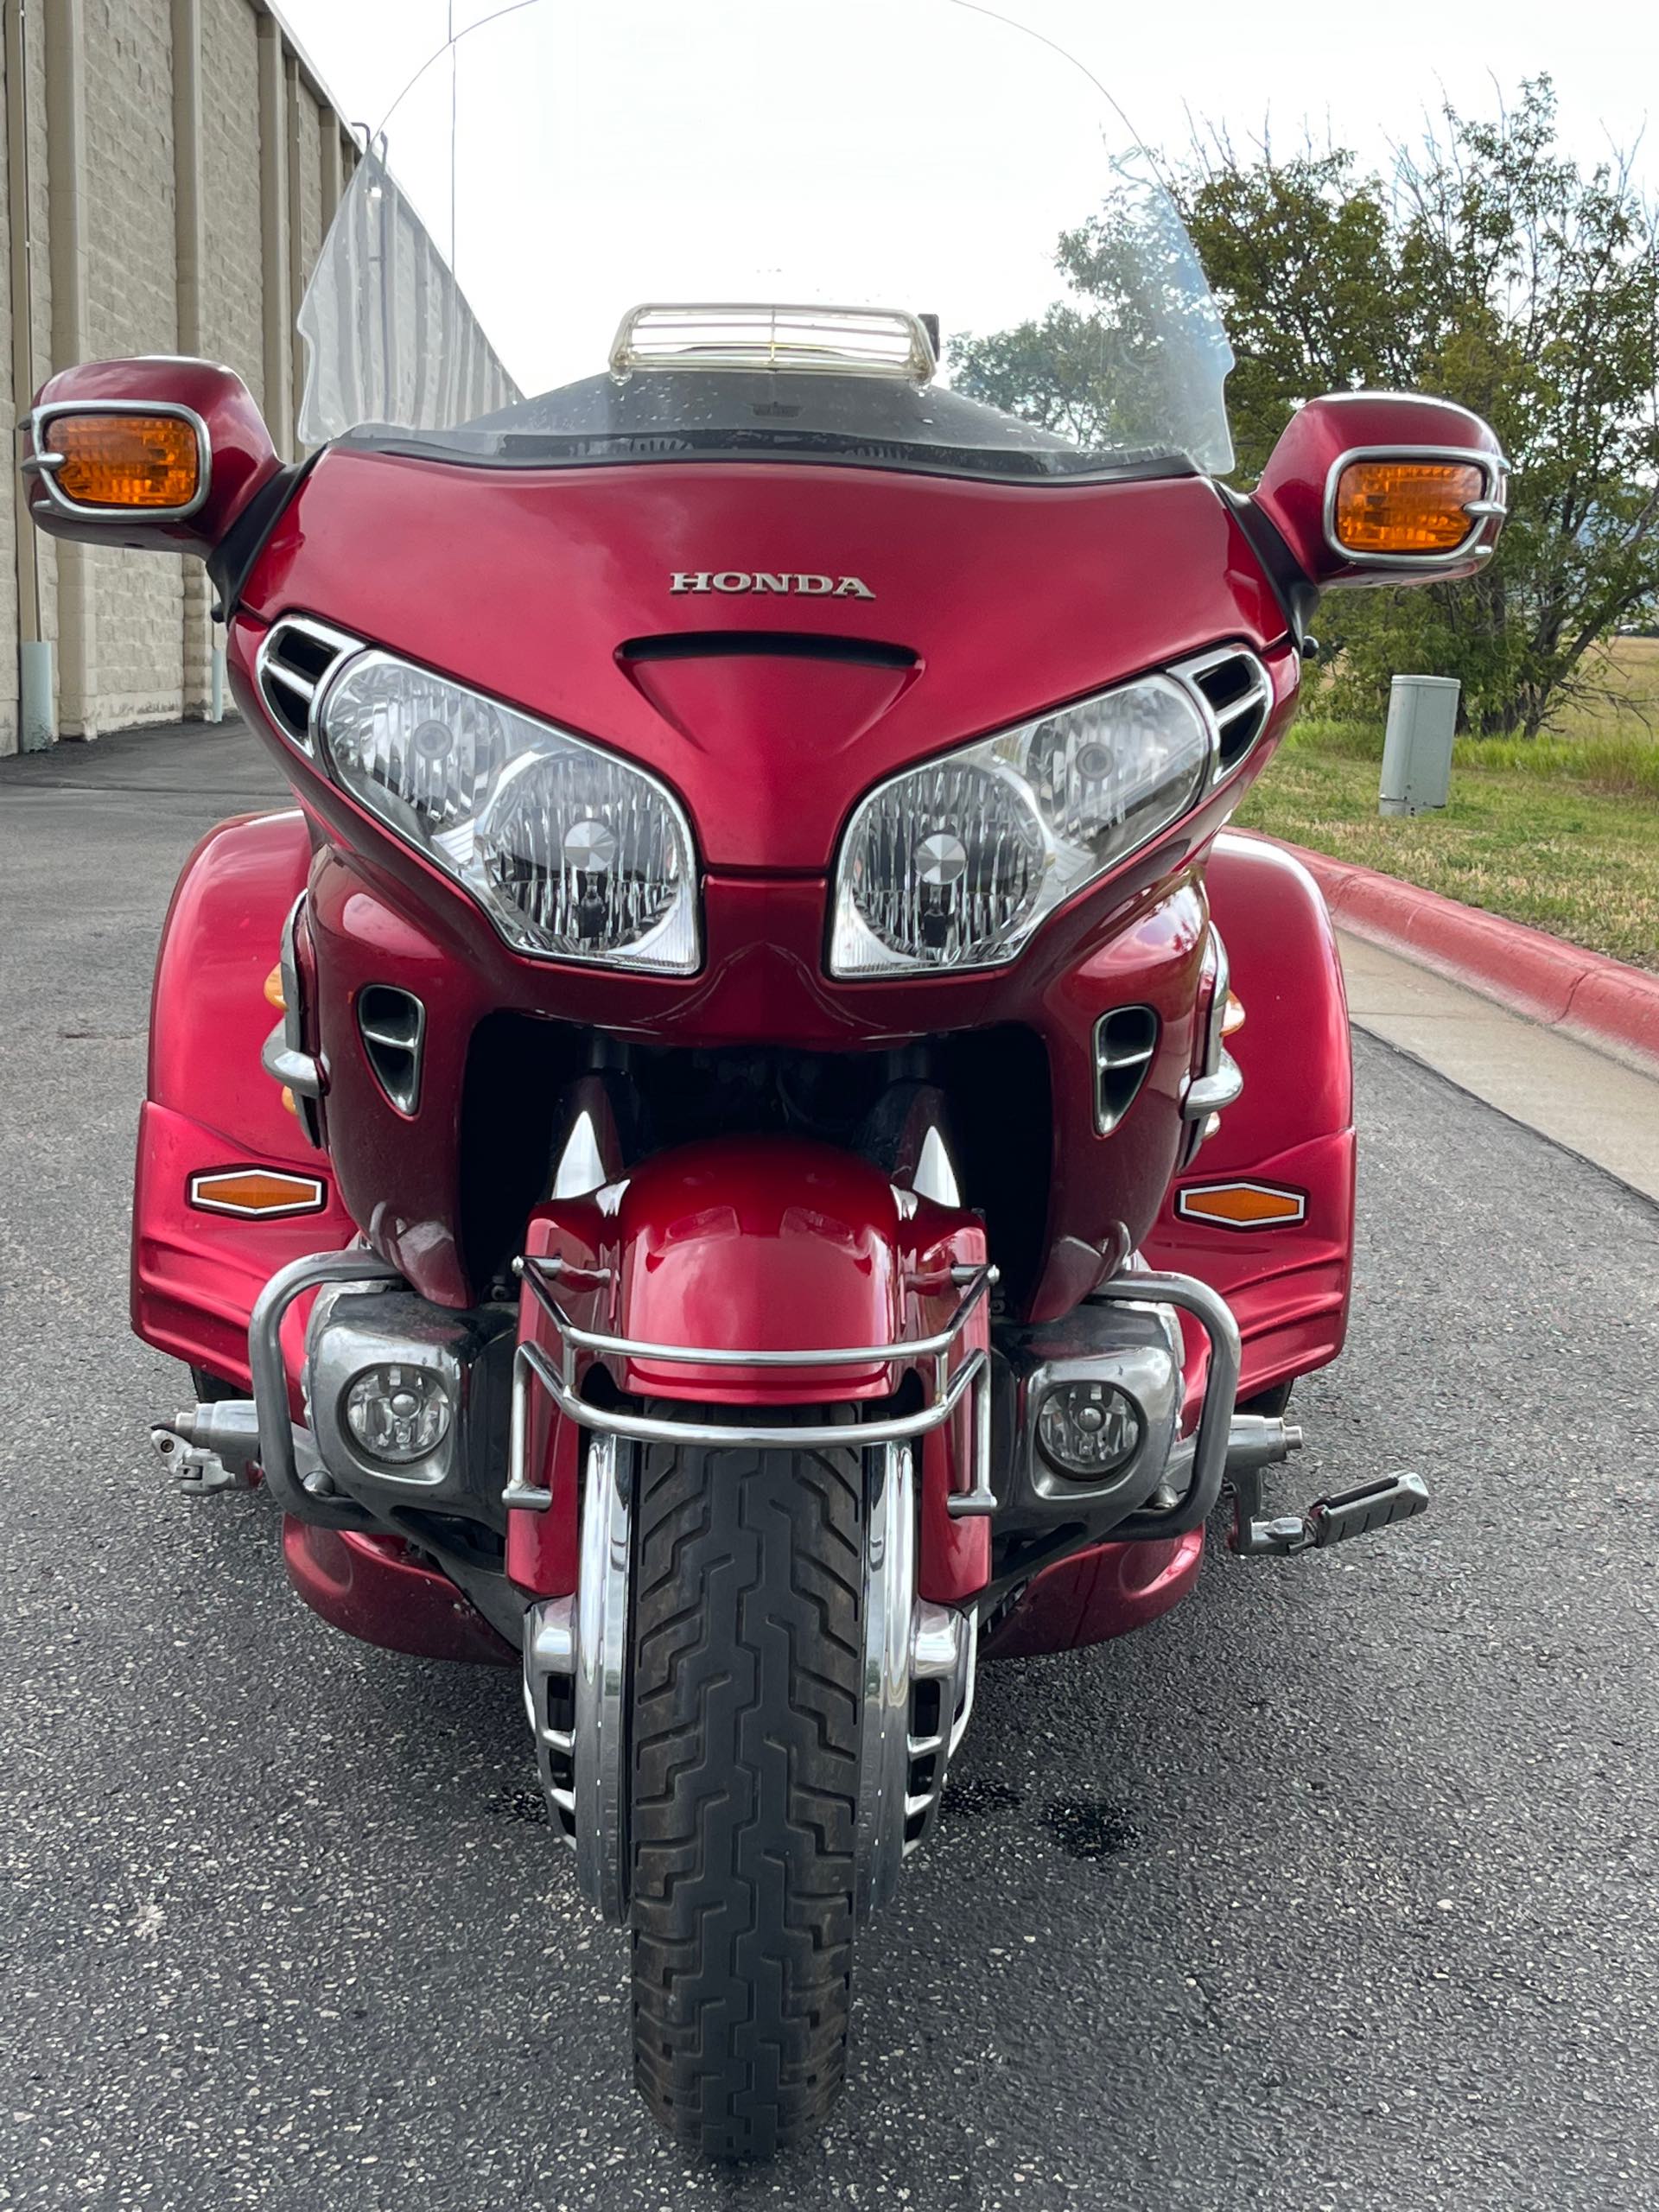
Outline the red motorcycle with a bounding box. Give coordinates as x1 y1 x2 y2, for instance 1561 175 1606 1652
25 0 1505 2160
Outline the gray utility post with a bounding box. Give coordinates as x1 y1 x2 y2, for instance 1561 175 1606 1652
1379 675 1460 817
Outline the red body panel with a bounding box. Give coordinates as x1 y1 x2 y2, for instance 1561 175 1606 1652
1148 832 1357 1402
283 1522 516 1667
27 357 281 558
147 810 315 1154
983 1528 1206 1662
133 1100 353 1389
135 810 354 1389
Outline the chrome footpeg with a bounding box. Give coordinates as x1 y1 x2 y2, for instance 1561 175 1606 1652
151 1398 328 1499
1230 1465 1430 1558
151 1401 263 1497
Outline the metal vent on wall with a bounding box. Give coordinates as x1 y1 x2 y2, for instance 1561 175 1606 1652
254 615 362 751
358 986 426 1116
1174 646 1274 775
1094 1005 1159 1134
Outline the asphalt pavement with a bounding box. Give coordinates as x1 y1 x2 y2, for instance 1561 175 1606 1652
3 720 1656 2210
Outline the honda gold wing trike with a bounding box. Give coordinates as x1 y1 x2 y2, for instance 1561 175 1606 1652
24 0 1507 2160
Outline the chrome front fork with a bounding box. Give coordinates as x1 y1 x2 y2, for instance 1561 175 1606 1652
855 1440 976 1922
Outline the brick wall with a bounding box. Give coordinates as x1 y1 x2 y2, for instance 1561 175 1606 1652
200 0 265 408
85 0 186 728
0 14 57 749
0 35 18 751
0 0 355 751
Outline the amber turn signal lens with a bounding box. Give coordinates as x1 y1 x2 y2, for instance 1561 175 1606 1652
1176 1181 1306 1230
50 412 201 511
189 1168 326 1218
1332 459 1484 556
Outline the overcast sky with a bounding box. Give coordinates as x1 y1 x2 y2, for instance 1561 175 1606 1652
276 0 1659 417
278 0 1659 188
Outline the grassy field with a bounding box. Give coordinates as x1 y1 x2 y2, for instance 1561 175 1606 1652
1237 639 1659 972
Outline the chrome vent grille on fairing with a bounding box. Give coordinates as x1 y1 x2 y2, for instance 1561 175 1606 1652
357 985 426 1116
1173 646 1274 775
255 615 362 752
1094 1004 1160 1134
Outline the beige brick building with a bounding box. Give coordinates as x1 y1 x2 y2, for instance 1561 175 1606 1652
0 0 357 751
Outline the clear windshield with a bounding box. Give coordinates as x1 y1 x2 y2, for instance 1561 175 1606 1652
296 0 1234 482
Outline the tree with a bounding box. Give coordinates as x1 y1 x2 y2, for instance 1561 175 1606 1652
951 83 1659 736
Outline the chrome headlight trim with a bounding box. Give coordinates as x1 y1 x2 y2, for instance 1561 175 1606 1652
315 649 701 976
829 670 1219 977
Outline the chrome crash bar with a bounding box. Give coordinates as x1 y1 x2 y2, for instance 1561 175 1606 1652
503 1252 1001 1520
247 1247 402 1515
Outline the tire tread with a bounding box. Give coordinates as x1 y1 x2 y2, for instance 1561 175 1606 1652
628 1436 861 2160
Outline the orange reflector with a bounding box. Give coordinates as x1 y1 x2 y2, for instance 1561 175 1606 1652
189 1168 326 1218
1176 1181 1306 1230
50 411 202 511
1332 459 1484 556
1221 991 1246 1037
264 963 286 1010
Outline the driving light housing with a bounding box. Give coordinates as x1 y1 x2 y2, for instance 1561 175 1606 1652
830 674 1215 974
319 652 699 973
1036 1380 1145 1478
344 1363 454 1465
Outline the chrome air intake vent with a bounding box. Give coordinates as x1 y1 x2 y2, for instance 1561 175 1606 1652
1094 1005 1159 1134
255 615 362 753
358 985 426 1116
1173 646 1274 776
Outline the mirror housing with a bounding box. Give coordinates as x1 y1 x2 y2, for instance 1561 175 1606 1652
22 357 283 560
1250 392 1507 590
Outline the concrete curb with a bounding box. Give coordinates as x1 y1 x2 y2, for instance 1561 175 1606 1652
1260 836 1659 1077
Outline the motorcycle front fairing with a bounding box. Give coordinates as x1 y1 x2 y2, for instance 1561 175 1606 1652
133 430 1332 1693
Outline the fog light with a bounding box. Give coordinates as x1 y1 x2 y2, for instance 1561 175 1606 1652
343 1364 452 1464
1037 1382 1143 1478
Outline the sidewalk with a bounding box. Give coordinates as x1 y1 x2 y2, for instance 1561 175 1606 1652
1273 836 1659 1079
1339 932 1659 1205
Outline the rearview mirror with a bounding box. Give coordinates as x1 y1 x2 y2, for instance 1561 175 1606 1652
1249 392 1507 590
22 356 282 560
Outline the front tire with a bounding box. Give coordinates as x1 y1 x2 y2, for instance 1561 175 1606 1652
627 1434 863 2159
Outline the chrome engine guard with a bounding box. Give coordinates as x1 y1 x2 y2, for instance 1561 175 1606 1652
522 1435 975 1926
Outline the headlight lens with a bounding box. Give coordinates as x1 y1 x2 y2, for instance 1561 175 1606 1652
830 675 1214 975
320 652 698 973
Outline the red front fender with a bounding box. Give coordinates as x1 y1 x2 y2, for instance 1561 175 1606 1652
505 1135 990 1608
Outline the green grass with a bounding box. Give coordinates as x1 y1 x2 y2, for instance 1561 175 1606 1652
1236 719 1659 973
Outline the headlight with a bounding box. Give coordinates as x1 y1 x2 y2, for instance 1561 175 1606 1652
320 652 699 973
830 675 1215 975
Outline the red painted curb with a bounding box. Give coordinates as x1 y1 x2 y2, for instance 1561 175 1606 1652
1255 836 1659 1075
